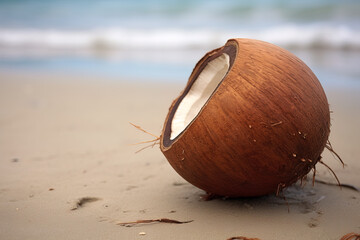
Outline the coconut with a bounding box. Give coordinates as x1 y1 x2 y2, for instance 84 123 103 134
160 38 330 197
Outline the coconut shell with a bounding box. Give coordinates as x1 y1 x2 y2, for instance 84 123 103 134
160 38 330 197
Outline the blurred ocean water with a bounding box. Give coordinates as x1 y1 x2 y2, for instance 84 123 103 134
0 0 359 85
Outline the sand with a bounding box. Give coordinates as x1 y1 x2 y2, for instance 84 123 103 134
0 72 359 240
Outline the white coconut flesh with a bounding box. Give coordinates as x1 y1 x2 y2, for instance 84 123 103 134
170 53 230 140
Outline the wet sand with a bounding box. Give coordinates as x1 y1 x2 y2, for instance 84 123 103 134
0 72 359 240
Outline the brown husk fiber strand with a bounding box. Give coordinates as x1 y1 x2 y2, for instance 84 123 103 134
129 122 160 153
117 218 193 227
340 233 360 240
315 179 359 192
160 38 330 197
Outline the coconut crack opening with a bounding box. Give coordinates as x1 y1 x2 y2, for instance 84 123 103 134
170 53 230 140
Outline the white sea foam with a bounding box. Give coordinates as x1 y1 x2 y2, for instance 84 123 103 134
0 24 359 53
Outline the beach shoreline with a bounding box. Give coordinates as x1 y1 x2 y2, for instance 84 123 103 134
0 72 359 240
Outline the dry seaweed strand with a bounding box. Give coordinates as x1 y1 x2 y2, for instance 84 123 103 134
226 237 261 240
129 122 160 153
117 218 193 227
340 233 360 240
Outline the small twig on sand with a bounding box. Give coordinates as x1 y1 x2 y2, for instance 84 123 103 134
227 237 261 240
117 218 193 227
340 232 360 240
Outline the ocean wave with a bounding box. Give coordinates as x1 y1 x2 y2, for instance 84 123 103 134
0 25 359 52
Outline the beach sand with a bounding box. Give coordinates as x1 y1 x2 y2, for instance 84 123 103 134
0 72 359 240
